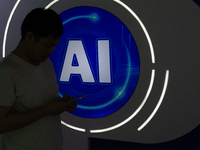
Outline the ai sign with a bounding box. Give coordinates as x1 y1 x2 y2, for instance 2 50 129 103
49 6 140 118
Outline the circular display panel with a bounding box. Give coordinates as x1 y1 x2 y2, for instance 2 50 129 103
49 6 140 118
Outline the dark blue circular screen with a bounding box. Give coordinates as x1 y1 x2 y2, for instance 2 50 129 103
49 6 140 118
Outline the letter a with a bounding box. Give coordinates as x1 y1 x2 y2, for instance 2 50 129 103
60 40 95 83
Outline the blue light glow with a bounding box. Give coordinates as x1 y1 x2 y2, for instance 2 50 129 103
63 13 99 25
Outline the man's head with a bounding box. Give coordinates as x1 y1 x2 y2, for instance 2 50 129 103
15 8 63 66
21 8 63 40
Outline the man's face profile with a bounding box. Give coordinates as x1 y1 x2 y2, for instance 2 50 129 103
26 33 60 65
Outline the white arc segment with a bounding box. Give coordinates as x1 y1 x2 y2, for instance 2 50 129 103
138 70 169 131
113 0 155 64
90 70 156 133
45 0 59 9
61 121 85 132
3 0 21 58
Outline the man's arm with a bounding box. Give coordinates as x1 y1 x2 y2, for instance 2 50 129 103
0 96 77 134
0 105 48 134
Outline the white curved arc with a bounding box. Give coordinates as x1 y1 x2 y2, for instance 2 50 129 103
90 70 155 133
138 70 169 131
113 0 155 64
45 0 59 10
3 0 21 58
61 121 86 132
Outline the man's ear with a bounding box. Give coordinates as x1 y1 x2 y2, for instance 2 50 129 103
25 31 34 43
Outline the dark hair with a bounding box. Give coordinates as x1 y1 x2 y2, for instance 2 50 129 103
21 8 63 39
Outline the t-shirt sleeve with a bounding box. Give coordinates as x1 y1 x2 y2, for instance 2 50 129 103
0 70 16 106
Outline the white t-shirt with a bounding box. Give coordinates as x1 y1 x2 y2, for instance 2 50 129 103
0 53 63 150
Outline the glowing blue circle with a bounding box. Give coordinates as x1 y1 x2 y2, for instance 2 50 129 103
49 6 140 118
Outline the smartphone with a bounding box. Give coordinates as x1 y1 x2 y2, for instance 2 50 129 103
68 95 87 102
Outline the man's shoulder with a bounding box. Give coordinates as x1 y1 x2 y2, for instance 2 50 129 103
0 53 25 78
0 54 17 70
0 54 12 69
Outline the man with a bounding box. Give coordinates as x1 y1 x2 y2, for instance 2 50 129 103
0 8 77 150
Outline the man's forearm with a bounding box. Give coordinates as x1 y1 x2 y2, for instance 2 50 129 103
0 105 49 134
0 96 76 134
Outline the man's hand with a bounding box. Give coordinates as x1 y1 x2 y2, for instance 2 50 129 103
43 94 77 115
63 94 78 113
